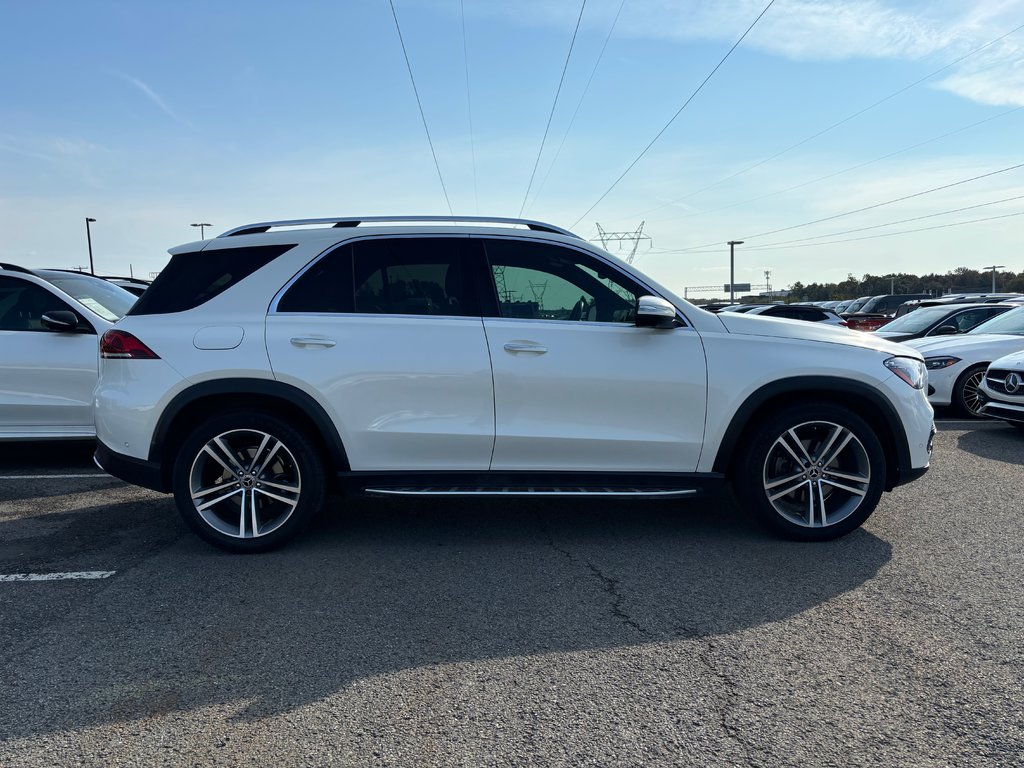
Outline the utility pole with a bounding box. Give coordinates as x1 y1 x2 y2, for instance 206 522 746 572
85 217 97 275
592 222 652 264
764 269 771 299
727 241 743 302
981 265 1005 293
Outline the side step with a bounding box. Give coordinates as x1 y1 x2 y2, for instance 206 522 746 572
364 487 698 498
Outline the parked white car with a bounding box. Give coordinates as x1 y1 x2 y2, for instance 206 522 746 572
905 306 1024 417
0 264 136 440
979 350 1024 429
93 216 934 552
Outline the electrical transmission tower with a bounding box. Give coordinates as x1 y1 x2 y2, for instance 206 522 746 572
528 281 548 310
592 221 652 264
493 265 513 302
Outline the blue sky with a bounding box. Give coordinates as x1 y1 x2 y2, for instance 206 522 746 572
2 0 1023 297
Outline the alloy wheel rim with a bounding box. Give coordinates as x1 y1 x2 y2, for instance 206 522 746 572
762 420 871 528
188 429 302 539
962 371 987 416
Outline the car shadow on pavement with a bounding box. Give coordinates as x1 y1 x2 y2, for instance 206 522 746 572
0 493 892 741
955 424 1024 465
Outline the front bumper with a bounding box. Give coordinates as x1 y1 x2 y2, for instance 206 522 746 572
981 398 1024 425
95 441 168 493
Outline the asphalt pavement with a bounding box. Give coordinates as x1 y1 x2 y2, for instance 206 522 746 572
0 422 1022 767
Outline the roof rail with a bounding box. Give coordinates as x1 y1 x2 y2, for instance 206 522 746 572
218 216 581 239
0 263 35 274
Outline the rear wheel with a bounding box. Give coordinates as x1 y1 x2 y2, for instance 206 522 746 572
734 403 886 541
172 411 326 553
953 365 988 418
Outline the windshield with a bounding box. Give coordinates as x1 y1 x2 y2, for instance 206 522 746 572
43 273 136 321
968 306 1024 336
879 305 961 334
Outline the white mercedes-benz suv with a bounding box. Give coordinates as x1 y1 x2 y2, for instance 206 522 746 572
94 216 934 552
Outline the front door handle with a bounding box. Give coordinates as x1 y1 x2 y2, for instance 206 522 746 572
503 341 547 354
290 336 337 348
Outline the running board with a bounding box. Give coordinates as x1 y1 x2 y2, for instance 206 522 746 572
364 487 698 498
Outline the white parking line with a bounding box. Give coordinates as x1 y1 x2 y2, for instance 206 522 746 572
0 473 109 480
0 571 115 582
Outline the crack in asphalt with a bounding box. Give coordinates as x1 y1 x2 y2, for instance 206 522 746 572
535 514 761 764
697 639 761 768
534 513 648 636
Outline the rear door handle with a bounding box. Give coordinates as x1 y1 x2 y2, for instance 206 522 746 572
290 336 336 348
503 342 547 354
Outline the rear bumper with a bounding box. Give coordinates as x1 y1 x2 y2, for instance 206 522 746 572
95 441 168 493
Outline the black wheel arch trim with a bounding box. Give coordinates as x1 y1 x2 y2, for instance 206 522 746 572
149 378 350 471
711 376 913 485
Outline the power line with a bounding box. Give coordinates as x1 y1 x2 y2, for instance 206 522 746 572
670 159 1024 253
646 105 1024 226
389 0 453 215
524 0 627 215
622 20 1024 222
460 0 478 215
519 0 588 218
736 210 1024 251
569 0 776 229
742 193 1024 249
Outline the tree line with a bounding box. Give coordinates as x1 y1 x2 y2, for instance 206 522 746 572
787 267 1024 302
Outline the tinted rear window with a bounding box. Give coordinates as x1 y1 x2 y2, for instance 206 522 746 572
129 244 295 315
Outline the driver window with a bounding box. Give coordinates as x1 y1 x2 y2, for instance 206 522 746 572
481 239 640 323
0 277 72 332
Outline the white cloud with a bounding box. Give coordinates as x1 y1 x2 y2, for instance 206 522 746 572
112 71 191 126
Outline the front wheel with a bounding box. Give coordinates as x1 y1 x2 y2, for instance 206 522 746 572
172 411 327 553
953 365 989 418
733 404 886 541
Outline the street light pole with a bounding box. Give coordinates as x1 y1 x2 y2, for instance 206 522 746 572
727 240 744 302
981 265 1005 293
85 217 97 275
191 222 212 240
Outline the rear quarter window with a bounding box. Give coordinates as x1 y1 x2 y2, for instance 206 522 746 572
129 244 295 315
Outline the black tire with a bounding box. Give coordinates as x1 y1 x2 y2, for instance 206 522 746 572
172 411 327 553
952 365 989 418
733 403 887 542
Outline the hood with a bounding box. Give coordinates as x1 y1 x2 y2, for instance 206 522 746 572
990 349 1024 369
904 333 1024 356
716 312 917 357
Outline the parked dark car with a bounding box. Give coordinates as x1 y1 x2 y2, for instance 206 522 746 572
844 293 932 331
873 303 1015 342
839 296 876 317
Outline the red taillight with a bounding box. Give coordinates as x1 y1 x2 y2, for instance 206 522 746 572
100 330 160 359
839 321 849 327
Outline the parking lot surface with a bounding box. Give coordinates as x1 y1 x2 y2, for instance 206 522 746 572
1 422 1022 767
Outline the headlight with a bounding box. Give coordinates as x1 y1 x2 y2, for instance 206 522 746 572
924 356 961 371
884 356 927 389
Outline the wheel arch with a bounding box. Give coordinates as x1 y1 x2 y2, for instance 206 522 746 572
150 379 350 490
711 377 911 491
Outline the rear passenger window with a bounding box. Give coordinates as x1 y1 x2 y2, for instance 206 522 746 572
277 238 475 317
352 239 474 316
277 244 354 313
129 244 296 316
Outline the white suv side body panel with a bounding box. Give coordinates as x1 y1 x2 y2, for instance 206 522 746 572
266 314 495 471
484 320 707 472
0 330 99 434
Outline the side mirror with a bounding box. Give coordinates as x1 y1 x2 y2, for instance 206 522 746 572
635 295 677 329
931 324 959 336
41 310 83 332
